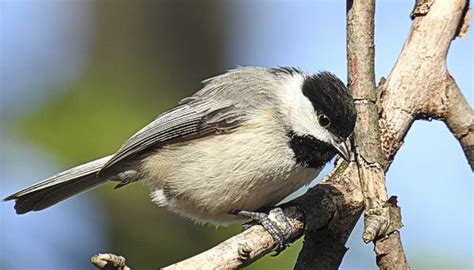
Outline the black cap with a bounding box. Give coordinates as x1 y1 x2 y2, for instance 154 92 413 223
302 72 356 139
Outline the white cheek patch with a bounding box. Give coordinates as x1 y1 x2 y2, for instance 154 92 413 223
280 74 334 144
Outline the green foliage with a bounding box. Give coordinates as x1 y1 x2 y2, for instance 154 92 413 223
15 64 178 165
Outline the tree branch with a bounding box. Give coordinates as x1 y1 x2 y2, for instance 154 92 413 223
163 206 305 270
347 0 408 269
379 0 471 168
294 161 364 269
443 76 474 169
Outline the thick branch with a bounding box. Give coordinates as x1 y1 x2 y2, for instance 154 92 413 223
294 161 364 269
379 0 471 168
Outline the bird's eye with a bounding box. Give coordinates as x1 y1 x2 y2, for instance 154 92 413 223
318 114 331 127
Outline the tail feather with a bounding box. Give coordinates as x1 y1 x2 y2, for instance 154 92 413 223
4 156 112 214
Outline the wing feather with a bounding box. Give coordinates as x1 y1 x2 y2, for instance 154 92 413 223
99 100 246 175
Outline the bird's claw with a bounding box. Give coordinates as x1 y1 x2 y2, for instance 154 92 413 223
232 207 292 254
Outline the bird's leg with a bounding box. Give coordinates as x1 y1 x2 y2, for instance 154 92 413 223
239 206 273 231
231 207 292 254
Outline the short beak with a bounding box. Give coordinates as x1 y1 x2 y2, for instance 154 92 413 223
332 139 350 161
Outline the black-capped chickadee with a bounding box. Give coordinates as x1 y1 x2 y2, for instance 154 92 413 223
5 66 356 249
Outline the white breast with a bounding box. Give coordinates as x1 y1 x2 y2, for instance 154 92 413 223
141 109 320 225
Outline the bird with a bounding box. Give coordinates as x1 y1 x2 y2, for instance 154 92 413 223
4 66 356 250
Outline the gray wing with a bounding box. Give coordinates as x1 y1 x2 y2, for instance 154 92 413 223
99 66 283 176
99 98 247 176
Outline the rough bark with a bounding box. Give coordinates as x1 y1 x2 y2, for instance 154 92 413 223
379 0 472 169
347 0 409 269
293 161 364 270
374 197 407 270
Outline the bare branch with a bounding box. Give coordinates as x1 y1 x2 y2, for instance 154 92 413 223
346 0 409 269
373 196 408 269
162 206 304 270
443 77 474 169
294 161 364 269
379 0 472 168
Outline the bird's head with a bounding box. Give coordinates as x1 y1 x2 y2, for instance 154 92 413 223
276 68 357 167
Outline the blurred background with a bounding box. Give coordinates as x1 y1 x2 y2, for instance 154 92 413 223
0 0 472 269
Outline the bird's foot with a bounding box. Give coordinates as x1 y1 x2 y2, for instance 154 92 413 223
232 207 292 255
